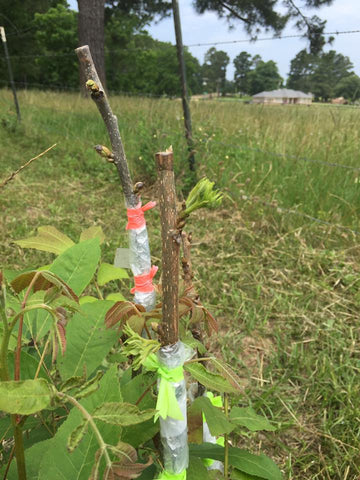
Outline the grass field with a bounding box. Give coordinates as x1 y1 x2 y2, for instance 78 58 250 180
1 89 360 479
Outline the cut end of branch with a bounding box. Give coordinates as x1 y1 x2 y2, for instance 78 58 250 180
155 151 174 171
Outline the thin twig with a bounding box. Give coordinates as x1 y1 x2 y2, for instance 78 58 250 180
0 144 57 189
75 46 136 207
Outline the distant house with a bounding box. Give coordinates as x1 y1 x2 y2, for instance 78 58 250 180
253 88 313 105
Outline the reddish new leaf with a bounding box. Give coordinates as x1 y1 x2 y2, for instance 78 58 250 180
105 301 140 329
103 457 153 479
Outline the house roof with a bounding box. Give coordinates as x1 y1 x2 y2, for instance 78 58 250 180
253 88 313 99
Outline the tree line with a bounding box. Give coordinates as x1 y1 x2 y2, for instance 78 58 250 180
1 0 358 100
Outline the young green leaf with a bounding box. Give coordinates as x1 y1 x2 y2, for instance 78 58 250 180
67 418 89 453
229 407 276 432
10 270 78 302
93 402 155 426
14 226 74 255
80 226 105 244
184 362 239 394
38 366 122 480
79 295 98 305
49 238 101 296
57 301 118 379
105 292 126 302
209 357 244 393
0 378 54 415
97 263 129 286
189 443 283 480
190 396 234 436
231 470 264 480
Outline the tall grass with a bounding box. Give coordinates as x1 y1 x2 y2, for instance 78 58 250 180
1 89 360 479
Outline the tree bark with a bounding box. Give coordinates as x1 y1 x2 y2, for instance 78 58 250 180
155 152 180 346
77 0 106 90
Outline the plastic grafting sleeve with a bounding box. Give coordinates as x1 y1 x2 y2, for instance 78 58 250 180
157 342 194 475
202 392 224 472
126 200 157 311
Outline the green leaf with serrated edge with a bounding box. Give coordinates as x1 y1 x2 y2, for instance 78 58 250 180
79 295 98 305
6 438 51 480
67 419 89 453
189 443 282 480
231 470 263 480
57 301 117 379
127 315 145 335
106 292 126 302
97 263 129 286
80 226 105 244
10 270 78 302
15 226 74 255
37 366 121 480
187 457 211 480
0 379 54 415
93 402 155 426
184 362 239 394
229 407 276 432
49 238 101 296
121 372 159 448
74 371 104 400
209 357 244 393
108 352 128 363
181 330 206 355
191 397 234 436
60 375 86 393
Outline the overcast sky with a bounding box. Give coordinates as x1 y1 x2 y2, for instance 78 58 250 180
69 0 360 80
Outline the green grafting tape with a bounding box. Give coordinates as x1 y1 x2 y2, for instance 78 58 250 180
155 469 186 480
143 353 184 421
203 392 224 467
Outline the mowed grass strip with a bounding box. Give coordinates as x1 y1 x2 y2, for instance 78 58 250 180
1 89 360 479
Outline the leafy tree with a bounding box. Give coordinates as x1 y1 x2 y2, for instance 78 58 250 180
202 47 230 94
247 60 282 95
334 74 360 101
194 0 335 54
233 51 252 94
312 50 353 100
286 49 315 92
287 49 354 100
0 0 67 86
33 4 78 87
77 0 335 89
106 32 202 95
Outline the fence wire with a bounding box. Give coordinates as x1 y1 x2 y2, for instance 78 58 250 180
1 84 359 236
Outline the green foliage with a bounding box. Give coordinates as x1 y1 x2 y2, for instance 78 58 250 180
57 300 118 379
190 443 282 480
287 49 354 100
190 396 234 436
229 407 276 432
184 362 240 394
0 378 54 415
334 73 360 101
48 238 101 295
97 262 129 286
202 47 230 94
92 402 156 425
184 177 223 217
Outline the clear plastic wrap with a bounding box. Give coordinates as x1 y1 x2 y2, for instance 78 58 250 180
126 202 157 312
202 392 224 473
157 342 193 474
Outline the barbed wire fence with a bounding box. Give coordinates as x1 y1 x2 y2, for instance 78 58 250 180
1 27 360 238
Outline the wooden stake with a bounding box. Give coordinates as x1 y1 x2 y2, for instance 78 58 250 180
1 26 21 122
171 0 195 172
156 151 179 346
